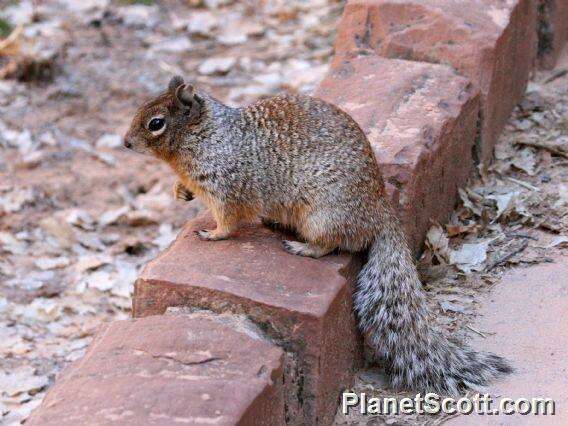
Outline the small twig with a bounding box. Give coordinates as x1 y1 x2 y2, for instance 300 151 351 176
466 325 488 338
544 69 568 84
507 232 538 241
514 140 568 159
486 240 529 271
537 221 561 233
506 176 540 192
465 189 484 203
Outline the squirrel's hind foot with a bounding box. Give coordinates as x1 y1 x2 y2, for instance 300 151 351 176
282 240 333 258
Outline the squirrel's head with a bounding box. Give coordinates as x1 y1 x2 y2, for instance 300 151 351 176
123 76 204 158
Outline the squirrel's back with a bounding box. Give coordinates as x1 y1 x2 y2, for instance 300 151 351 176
241 95 385 196
235 93 389 249
241 93 377 163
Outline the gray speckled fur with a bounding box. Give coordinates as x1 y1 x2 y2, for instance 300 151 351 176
124 77 512 395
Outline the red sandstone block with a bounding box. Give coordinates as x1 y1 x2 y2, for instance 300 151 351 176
27 313 285 426
316 55 479 253
133 213 364 425
334 0 537 166
538 0 568 69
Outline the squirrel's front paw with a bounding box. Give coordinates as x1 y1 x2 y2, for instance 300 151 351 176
194 229 227 241
173 181 194 202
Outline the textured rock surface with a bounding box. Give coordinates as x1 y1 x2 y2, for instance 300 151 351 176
334 0 537 166
133 212 364 425
26 313 285 426
448 257 568 424
538 0 568 69
316 55 479 253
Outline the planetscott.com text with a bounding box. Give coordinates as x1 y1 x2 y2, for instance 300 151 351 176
342 392 555 416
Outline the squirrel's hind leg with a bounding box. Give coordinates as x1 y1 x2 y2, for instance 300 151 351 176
261 217 294 233
282 240 334 258
280 206 341 258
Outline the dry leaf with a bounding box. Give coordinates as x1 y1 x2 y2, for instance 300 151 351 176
0 187 35 213
0 231 27 254
153 223 177 250
0 366 48 396
98 206 130 227
34 256 70 270
439 300 466 313
448 242 489 273
545 236 568 248
511 148 537 175
39 217 76 249
82 270 114 292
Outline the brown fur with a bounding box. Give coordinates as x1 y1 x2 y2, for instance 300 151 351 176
124 76 512 395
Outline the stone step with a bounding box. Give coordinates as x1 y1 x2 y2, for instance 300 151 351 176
333 0 538 167
448 257 568 423
133 212 364 425
316 55 479 253
26 312 286 426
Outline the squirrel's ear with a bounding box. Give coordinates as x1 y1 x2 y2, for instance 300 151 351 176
168 75 184 93
174 83 196 107
174 84 201 119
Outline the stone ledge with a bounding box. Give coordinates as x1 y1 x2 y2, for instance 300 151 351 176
316 55 479 254
133 212 364 425
334 0 537 167
26 312 285 426
448 258 568 424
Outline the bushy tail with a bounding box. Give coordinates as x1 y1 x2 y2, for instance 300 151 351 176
354 220 512 394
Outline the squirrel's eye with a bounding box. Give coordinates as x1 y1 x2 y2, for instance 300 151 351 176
148 117 165 133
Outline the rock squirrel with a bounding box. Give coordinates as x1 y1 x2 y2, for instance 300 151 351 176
124 76 512 394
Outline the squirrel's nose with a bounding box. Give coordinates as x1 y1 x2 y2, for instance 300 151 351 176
123 137 132 149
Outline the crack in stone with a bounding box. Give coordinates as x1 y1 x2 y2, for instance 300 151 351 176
132 348 222 366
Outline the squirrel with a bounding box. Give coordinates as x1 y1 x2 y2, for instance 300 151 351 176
124 76 512 394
